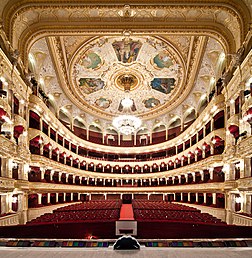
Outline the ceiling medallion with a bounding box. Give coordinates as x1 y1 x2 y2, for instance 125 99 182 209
116 73 138 91
71 35 183 118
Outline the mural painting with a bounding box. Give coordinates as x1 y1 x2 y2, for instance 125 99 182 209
95 97 111 109
153 51 174 69
79 51 102 69
143 97 160 108
112 39 142 63
79 78 105 94
151 78 175 94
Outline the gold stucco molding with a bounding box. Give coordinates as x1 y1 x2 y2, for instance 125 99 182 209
2 1 250 66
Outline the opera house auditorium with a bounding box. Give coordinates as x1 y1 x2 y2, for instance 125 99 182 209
0 0 252 257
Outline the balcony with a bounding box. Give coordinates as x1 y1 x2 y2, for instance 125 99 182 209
0 213 19 226
0 177 15 191
0 134 16 158
0 95 11 116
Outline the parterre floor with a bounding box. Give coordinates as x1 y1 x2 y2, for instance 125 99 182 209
0 246 252 258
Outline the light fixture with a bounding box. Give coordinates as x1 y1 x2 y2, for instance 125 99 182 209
112 80 141 135
12 196 18 203
112 114 141 135
235 196 242 204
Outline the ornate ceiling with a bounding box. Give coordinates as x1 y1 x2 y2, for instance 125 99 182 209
1 0 251 132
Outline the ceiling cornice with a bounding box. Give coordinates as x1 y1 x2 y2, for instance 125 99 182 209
1 1 250 66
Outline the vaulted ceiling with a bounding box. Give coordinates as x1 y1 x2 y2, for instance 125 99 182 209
1 0 251 133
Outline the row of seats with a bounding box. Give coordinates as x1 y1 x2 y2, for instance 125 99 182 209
27 200 122 224
132 200 225 225
134 209 224 224
56 200 122 211
28 209 120 224
132 200 198 211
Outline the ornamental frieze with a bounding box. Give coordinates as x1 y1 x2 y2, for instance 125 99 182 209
0 177 15 191
4 2 247 56
237 177 252 190
0 135 17 158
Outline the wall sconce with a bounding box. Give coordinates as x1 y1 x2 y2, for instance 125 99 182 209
12 196 18 203
235 196 243 204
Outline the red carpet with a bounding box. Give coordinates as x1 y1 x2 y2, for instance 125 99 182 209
119 204 134 220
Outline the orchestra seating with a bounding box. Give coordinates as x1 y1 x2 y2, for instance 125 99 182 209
27 200 122 224
0 200 251 239
132 200 224 224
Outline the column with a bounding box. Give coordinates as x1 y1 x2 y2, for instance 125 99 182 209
191 172 196 182
210 143 214 155
18 193 28 224
203 193 207 204
188 192 191 202
37 193 42 205
134 132 137 146
49 170 53 181
209 168 214 181
70 193 73 202
245 194 251 214
212 193 217 206
6 193 13 212
196 193 199 203
0 195 7 214
56 193 59 203
184 174 188 183
118 133 121 145
65 173 69 183
63 193 66 202
178 175 181 184
15 163 21 180
244 158 252 178
200 170 204 182
229 163 236 181
210 119 214 132
58 172 62 182
225 192 235 224
39 142 44 156
47 193 50 204
1 158 12 178
180 192 183 202
240 192 246 212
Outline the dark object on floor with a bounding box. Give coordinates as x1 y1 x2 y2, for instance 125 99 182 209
113 235 140 250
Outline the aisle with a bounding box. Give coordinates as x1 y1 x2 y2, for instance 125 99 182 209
119 204 134 220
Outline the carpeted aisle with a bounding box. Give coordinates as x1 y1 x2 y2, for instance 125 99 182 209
119 204 134 220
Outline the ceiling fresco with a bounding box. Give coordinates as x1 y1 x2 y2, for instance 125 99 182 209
70 36 183 116
29 33 225 130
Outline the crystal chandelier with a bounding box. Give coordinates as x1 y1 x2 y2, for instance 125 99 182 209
112 73 142 135
112 113 142 135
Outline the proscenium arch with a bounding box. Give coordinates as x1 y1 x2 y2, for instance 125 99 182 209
1 0 251 67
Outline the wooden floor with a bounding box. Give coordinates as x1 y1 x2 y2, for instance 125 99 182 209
0 247 252 258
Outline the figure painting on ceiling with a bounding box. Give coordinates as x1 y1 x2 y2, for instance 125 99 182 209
112 39 142 63
95 97 111 109
79 78 105 94
153 51 174 69
151 78 175 94
79 51 102 69
143 97 160 108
